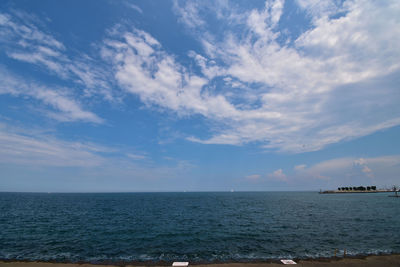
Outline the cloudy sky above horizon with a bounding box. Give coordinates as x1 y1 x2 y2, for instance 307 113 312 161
1 0 400 192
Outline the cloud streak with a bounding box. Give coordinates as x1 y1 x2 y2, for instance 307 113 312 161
0 11 114 101
0 122 105 167
0 121 198 192
0 121 194 178
0 67 103 123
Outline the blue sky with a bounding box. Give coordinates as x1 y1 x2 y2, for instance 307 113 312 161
1 0 400 192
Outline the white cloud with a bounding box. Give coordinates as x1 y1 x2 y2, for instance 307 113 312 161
295 0 342 22
0 122 196 192
0 11 114 101
268 168 287 181
7 51 65 75
294 164 306 171
6 1 396 153
102 28 246 121
173 1 206 29
170 0 400 152
0 123 105 167
0 12 64 50
361 165 373 178
126 153 148 161
354 157 374 178
246 174 261 180
124 2 143 14
173 0 249 33
0 121 194 175
247 0 284 39
0 67 103 123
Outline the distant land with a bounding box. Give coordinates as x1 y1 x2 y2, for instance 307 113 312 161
320 186 397 194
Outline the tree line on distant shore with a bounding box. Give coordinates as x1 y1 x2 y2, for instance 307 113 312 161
337 186 376 191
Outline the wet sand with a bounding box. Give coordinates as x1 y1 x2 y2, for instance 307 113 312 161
1 254 400 267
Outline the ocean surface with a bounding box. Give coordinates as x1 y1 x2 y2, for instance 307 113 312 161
0 192 399 263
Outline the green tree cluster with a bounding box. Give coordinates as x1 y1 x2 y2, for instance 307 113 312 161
337 186 376 191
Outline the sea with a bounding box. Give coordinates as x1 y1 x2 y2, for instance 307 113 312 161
0 192 399 263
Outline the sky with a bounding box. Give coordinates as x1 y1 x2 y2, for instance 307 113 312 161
0 0 400 192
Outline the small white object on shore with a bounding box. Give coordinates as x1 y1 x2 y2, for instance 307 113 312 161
280 259 297 264
172 262 189 267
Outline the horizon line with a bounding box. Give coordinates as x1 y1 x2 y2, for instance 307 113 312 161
0 190 318 194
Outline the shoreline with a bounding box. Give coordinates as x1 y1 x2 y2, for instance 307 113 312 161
1 253 400 266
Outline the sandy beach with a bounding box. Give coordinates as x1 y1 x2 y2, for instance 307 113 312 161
2 254 400 267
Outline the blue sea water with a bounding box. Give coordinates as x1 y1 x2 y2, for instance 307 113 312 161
0 192 399 263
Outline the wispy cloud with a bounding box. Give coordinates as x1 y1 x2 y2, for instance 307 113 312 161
295 0 343 22
0 122 105 167
0 67 103 123
0 12 64 49
294 164 306 171
246 174 261 180
126 152 148 161
0 10 114 101
173 1 206 29
0 120 200 192
0 121 194 177
354 158 374 178
124 2 143 14
267 169 287 181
